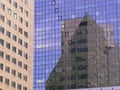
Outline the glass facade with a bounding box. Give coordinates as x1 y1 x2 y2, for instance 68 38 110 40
34 0 120 90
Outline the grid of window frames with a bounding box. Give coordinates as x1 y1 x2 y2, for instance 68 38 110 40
34 0 120 90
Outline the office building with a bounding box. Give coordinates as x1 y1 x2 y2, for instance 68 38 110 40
34 0 120 90
0 0 34 90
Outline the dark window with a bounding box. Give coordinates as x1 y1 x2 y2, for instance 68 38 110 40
24 53 28 59
6 54 10 61
18 61 22 67
77 65 87 70
70 48 76 53
24 31 28 38
57 85 65 90
77 39 87 44
6 42 10 49
13 2 17 8
0 50 4 58
24 64 27 70
18 72 22 79
0 76 3 83
77 74 88 79
0 63 3 70
79 21 88 26
24 42 28 48
0 14 5 22
5 78 9 85
6 31 11 37
0 3 5 10
18 28 23 34
12 69 16 76
12 35 17 41
5 66 10 73
0 38 4 46
7 19 11 26
77 48 88 52
18 38 22 45
18 49 22 56
23 87 27 90
11 81 16 88
12 46 16 53
12 57 16 64
17 84 22 90
23 75 27 82
0 27 4 34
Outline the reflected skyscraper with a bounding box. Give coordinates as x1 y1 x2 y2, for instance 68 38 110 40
46 13 120 90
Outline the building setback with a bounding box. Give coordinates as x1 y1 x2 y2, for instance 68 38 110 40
0 0 34 90
46 13 120 90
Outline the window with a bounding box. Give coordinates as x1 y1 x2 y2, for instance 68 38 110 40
19 17 23 23
58 16 62 21
24 31 28 38
18 49 22 56
18 61 22 67
79 21 88 26
12 57 16 64
0 38 4 46
0 50 4 58
6 54 10 61
6 31 11 37
5 66 10 73
77 65 87 70
6 42 10 49
18 28 23 34
7 19 11 26
25 11 28 17
11 81 16 88
25 21 28 27
0 63 3 70
23 87 27 90
8 8 12 15
5 78 10 85
12 69 16 76
24 42 28 48
8 0 12 4
24 53 28 59
0 14 5 22
12 46 16 53
25 0 29 5
55 8 59 13
0 27 4 34
12 35 17 41
13 24 17 30
0 76 3 83
13 2 17 8
77 74 88 79
18 72 22 79
18 38 22 45
24 64 27 70
14 13 17 19
0 3 5 10
19 6 23 13
17 84 22 90
23 75 27 81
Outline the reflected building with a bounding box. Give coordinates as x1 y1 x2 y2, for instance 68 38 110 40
46 13 120 90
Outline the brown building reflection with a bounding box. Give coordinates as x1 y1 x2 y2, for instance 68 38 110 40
46 13 120 90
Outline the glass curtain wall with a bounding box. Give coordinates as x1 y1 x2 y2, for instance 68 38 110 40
34 0 120 90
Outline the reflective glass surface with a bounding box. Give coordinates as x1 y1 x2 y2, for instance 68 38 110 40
34 0 120 90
